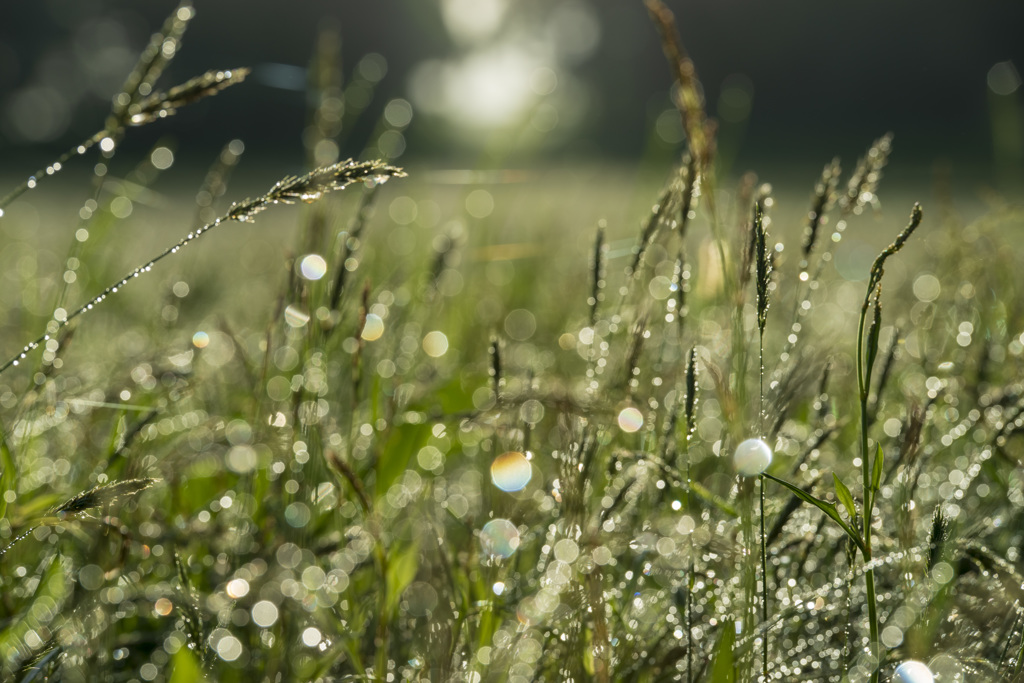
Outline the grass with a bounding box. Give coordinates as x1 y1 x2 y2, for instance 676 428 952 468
2 2 1024 682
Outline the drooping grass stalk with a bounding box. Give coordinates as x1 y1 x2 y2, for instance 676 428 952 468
0 160 404 376
1 478 157 557
0 4 247 215
0 0 191 210
53 140 182 320
753 196 772 681
856 202 923 681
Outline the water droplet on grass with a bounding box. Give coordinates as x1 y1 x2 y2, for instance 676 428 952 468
734 438 772 476
893 660 933 683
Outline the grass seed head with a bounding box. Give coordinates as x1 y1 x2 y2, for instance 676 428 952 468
129 68 251 125
54 478 157 516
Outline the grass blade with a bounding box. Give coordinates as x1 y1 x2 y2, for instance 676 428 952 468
764 473 866 556
833 473 857 520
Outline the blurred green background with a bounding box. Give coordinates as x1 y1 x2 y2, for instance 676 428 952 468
1 0 1022 177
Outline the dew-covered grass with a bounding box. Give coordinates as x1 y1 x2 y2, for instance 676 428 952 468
2 3 1024 683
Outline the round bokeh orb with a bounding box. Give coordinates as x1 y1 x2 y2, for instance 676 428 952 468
733 438 772 477
480 519 520 558
491 451 532 492
892 661 934 683
617 406 644 433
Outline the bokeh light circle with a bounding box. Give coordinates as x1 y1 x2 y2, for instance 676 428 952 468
299 254 328 280
362 313 384 341
251 600 279 628
734 438 772 477
226 578 249 599
617 407 644 433
480 519 520 558
423 330 449 357
301 627 322 647
491 451 532 492
284 305 310 328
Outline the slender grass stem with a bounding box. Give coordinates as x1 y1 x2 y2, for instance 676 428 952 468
857 298 881 681
759 331 769 682
0 131 107 212
752 193 772 682
856 204 921 681
0 160 403 376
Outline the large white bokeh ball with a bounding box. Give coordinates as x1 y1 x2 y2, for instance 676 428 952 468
733 438 772 477
892 661 934 683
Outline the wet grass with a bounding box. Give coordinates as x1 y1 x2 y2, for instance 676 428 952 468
2 3 1024 682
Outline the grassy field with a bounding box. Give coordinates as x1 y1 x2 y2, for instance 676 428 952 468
2 3 1024 683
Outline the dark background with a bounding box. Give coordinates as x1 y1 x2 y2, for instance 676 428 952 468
0 0 1022 180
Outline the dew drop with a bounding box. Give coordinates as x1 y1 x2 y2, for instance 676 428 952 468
733 438 772 476
893 661 933 683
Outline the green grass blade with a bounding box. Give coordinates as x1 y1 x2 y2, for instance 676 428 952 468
710 618 735 683
375 422 431 500
872 443 885 493
832 473 857 520
170 649 208 683
385 541 421 614
691 480 739 518
764 473 866 556
0 430 15 523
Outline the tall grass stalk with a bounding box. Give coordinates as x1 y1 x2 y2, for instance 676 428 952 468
753 196 772 681
856 202 923 681
0 160 404 376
